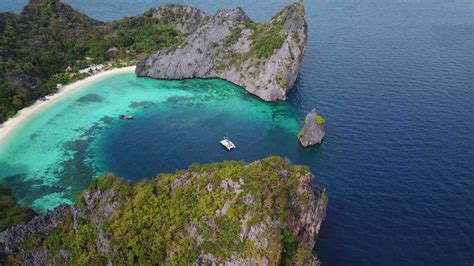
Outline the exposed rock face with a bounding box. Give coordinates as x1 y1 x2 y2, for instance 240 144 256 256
0 183 122 265
0 157 326 265
0 186 36 233
136 3 307 101
0 204 72 265
298 109 326 147
0 204 68 254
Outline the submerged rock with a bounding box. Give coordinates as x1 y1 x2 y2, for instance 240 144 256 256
298 109 326 147
0 157 327 265
136 2 307 102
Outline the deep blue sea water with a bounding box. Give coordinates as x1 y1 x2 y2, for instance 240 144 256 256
1 0 473 265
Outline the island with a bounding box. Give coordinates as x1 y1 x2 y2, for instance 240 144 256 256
136 3 307 101
0 157 327 265
0 0 307 124
298 110 326 147
0 0 184 123
0 1 328 264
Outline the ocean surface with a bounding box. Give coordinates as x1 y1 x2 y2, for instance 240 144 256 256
1 0 473 265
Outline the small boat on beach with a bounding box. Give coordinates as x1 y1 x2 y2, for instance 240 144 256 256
119 114 134 120
220 137 236 151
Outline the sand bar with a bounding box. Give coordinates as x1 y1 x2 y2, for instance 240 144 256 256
0 66 136 144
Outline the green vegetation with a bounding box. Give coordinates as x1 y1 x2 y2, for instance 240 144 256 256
221 15 288 71
44 228 63 255
243 18 258 31
12 157 322 265
281 228 298 264
67 223 101 264
298 130 304 138
320 193 328 202
314 115 325 126
0 186 35 231
249 17 287 58
280 76 288 88
0 0 186 123
20 235 39 251
110 18 183 54
292 32 301 43
102 157 303 264
223 26 242 47
244 2 304 61
221 12 290 72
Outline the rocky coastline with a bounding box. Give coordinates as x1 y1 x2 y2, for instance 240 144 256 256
136 3 307 102
0 2 328 265
0 157 327 265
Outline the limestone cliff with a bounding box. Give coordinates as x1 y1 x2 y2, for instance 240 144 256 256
298 109 326 147
136 3 307 101
0 157 326 265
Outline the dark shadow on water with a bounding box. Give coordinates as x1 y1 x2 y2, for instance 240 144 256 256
286 73 304 113
30 132 40 141
128 101 156 109
0 162 54 206
75 94 104 105
0 115 115 211
53 115 116 201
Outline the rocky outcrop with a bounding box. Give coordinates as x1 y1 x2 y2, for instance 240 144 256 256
1 205 70 254
0 179 124 265
298 109 326 147
0 157 327 265
0 186 36 233
136 2 307 101
0 204 71 265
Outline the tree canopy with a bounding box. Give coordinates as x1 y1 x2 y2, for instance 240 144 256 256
0 0 186 123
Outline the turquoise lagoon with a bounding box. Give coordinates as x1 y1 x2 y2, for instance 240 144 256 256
2 0 474 264
0 73 301 212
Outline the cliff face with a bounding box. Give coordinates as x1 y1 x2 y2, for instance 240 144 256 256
298 110 326 147
0 157 326 265
136 3 307 101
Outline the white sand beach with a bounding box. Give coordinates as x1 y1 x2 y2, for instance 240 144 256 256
0 66 136 144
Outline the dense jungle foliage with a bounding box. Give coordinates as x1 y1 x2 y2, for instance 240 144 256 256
5 157 323 265
0 0 185 123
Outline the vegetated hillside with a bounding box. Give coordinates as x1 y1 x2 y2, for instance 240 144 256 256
0 0 187 123
0 157 327 265
0 186 35 232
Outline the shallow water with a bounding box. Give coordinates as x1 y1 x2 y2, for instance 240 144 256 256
0 75 301 210
1 0 473 265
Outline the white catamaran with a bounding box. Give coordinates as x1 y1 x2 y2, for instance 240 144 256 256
220 137 236 150
220 127 236 151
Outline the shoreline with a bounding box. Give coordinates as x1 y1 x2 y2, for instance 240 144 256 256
0 66 136 144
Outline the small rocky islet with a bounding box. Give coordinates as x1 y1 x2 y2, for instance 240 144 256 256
0 1 328 264
298 110 326 147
